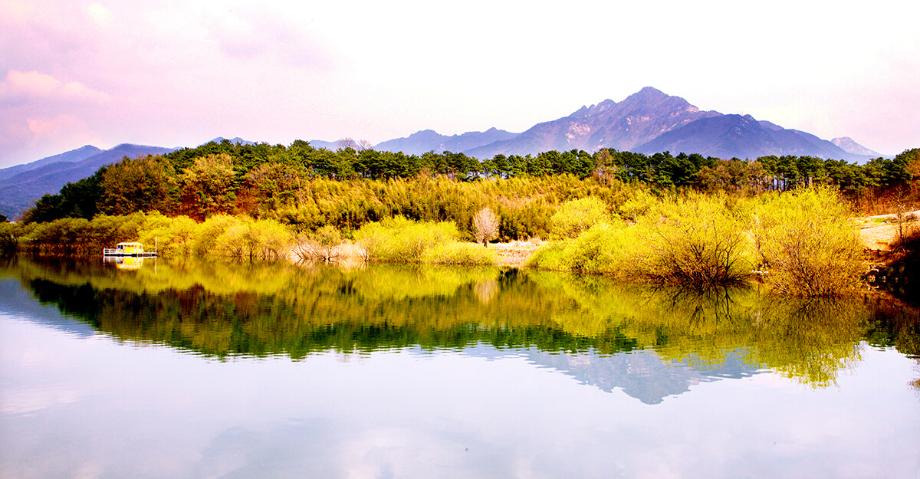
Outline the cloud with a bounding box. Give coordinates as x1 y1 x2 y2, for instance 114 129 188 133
206 11 331 68
0 70 110 105
86 2 112 26
0 0 917 165
0 112 99 163
26 114 91 138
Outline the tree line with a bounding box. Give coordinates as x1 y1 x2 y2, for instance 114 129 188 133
19 139 920 229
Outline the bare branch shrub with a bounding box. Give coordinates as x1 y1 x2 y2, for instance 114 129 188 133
472 207 500 246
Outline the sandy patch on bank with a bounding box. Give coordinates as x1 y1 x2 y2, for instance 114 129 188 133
489 240 543 268
856 210 920 251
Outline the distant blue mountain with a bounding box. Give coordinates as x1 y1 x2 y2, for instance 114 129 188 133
0 145 102 182
0 144 174 219
205 136 255 146
375 127 518 155
635 113 865 161
831 136 883 158
308 138 371 151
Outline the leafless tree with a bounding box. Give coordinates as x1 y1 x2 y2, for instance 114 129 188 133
473 207 499 246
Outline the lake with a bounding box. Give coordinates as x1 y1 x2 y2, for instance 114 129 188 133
1 257 918 478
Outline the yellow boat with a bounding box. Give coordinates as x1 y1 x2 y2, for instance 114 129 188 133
103 242 157 257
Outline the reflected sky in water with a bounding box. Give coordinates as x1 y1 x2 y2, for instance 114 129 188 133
0 259 919 478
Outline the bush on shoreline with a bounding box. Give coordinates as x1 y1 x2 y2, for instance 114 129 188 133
355 217 459 263
527 222 646 277
549 197 610 239
353 217 497 266
644 194 754 288
2 212 294 262
528 188 862 296
753 188 864 296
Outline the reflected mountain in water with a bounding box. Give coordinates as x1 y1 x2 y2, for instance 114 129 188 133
0 279 95 337
0 257 917 402
529 349 759 404
463 344 759 404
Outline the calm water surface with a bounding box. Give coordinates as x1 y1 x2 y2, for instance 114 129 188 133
1 258 919 478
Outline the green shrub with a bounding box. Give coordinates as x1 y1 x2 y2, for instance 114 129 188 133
644 194 755 288
528 222 647 278
212 217 293 262
564 223 647 276
138 214 201 258
0 222 17 255
617 189 660 222
193 215 240 257
549 197 610 239
530 194 755 289
753 188 863 296
14 212 152 255
354 217 458 263
421 242 498 266
526 239 570 271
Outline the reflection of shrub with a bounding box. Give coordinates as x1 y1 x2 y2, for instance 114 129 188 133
885 230 920 304
348 265 497 300
549 197 609 239
421 242 497 266
355 217 458 263
753 188 863 297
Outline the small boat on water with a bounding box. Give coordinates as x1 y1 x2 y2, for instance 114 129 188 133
103 242 158 257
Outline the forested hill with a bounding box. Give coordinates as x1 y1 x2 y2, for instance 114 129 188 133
0 144 173 219
19 138 919 225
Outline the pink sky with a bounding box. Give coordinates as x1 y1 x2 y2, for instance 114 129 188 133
1 0 918 167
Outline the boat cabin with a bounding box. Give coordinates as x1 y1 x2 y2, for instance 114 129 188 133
115 242 144 254
103 242 155 257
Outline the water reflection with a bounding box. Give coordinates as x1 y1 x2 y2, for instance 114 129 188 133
102 255 149 270
2 257 917 402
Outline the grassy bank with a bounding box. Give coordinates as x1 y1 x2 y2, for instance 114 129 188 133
1 186 868 297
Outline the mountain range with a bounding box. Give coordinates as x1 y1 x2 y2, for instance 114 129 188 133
0 144 173 218
831 136 881 157
357 87 881 162
0 87 884 219
375 127 518 155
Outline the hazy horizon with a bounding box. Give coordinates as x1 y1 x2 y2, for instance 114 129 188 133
2 0 918 167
